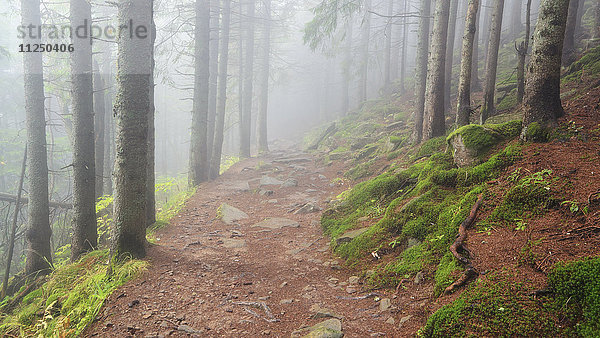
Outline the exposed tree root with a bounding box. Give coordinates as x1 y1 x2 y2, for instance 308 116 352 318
444 194 484 295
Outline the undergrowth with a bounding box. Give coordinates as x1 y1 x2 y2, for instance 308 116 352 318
0 250 147 337
321 120 522 292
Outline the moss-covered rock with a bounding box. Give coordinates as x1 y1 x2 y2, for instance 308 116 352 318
447 121 523 168
447 125 500 167
523 122 549 142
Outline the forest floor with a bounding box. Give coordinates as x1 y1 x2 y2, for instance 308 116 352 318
86 140 422 337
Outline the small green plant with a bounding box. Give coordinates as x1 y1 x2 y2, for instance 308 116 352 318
561 200 580 214
515 219 528 231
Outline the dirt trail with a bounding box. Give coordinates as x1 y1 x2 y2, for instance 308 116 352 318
87 142 417 337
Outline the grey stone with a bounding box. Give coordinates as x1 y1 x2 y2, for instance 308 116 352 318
282 178 299 188
280 298 294 304
414 271 424 285
379 298 391 312
178 325 201 334
310 304 343 319
252 217 300 229
328 151 351 161
336 228 370 245
291 319 343 338
216 203 249 225
398 315 412 328
385 317 395 325
220 239 246 249
260 175 284 186
348 276 360 285
294 203 321 214
259 189 274 196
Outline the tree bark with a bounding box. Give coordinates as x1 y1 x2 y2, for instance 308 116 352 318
146 1 156 226
190 0 211 185
480 0 505 124
522 0 570 133
562 0 579 67
240 0 255 158
103 53 114 196
422 0 452 140
22 0 53 277
70 0 97 261
257 0 271 154
384 0 394 92
510 0 523 40
2 147 26 299
517 0 533 104
210 0 231 179
471 0 483 91
358 0 372 104
400 0 408 93
457 0 480 126
412 0 432 143
341 18 353 115
111 0 153 259
93 63 105 199
208 2 220 164
444 0 460 111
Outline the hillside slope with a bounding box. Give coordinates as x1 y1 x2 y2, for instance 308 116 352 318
308 46 600 336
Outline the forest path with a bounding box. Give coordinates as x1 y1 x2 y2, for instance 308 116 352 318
87 141 412 337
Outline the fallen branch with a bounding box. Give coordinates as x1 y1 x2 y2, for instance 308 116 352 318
0 193 73 209
336 292 381 300
449 194 484 264
444 194 485 295
444 266 478 295
232 301 278 322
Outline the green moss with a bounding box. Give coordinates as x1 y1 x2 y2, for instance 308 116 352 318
447 124 499 153
485 120 523 139
434 253 462 296
344 161 372 181
563 45 600 83
0 250 147 337
414 137 446 160
549 257 600 336
421 272 561 337
491 169 553 223
525 122 549 142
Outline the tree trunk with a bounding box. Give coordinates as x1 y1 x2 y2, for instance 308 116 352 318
480 0 505 124
240 0 255 158
456 0 480 126
210 0 231 179
422 0 452 140
510 0 523 40
471 0 483 91
93 63 105 199
412 0 432 143
384 0 394 92
522 0 570 133
444 0 460 111
103 53 114 195
562 0 579 67
190 0 211 185
341 18 353 115
400 0 408 93
594 0 600 41
146 1 156 226
517 0 532 104
208 3 220 165
2 147 26 299
22 0 53 277
257 0 271 154
358 0 372 104
70 0 97 262
111 0 153 259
